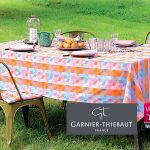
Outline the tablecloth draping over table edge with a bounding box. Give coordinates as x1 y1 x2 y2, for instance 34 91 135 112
0 43 150 122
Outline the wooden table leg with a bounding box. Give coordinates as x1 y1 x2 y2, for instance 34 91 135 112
62 100 67 110
134 135 140 150
134 118 144 150
22 106 29 127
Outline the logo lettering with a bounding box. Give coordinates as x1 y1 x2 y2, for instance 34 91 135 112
92 107 110 120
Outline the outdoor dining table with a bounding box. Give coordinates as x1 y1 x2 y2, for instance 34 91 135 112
0 41 150 123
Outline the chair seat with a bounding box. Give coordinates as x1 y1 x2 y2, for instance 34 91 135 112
1 90 42 103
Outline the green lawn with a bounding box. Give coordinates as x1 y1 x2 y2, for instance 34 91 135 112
0 99 138 150
0 0 150 149
0 0 150 43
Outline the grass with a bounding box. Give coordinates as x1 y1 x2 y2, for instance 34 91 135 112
1 99 150 150
0 0 150 149
0 99 136 150
0 0 150 43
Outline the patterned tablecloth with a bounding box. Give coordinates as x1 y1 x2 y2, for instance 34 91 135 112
0 41 150 121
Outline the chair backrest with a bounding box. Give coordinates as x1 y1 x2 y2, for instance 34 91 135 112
0 61 23 100
61 30 96 40
145 32 150 44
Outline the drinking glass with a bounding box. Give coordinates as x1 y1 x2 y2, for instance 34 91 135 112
54 29 61 38
103 39 113 52
88 38 97 50
111 33 118 51
97 39 104 51
112 33 118 42
97 32 113 51
54 29 62 46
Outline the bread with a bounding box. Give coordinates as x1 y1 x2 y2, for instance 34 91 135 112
64 43 71 48
78 42 84 48
65 39 72 44
59 42 64 48
71 42 78 48
59 38 84 49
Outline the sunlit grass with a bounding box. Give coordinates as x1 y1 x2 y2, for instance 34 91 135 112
0 0 150 42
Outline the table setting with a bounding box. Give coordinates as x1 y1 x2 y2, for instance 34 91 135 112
0 26 147 59
0 34 149 61
0 21 150 123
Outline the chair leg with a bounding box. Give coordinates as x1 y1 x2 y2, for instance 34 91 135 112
22 106 29 127
3 104 17 146
37 100 51 139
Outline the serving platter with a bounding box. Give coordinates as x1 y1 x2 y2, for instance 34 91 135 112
58 47 86 51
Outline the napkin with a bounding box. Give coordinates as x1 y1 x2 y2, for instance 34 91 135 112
9 43 35 51
57 35 65 42
71 50 98 57
113 40 136 46
74 35 81 41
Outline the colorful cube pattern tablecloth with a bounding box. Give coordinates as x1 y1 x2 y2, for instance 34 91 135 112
0 42 150 121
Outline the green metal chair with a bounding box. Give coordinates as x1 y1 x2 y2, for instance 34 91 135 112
145 32 150 44
61 30 96 40
0 61 51 146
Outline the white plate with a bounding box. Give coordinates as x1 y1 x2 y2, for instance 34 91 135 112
9 43 34 51
71 50 98 57
113 40 136 47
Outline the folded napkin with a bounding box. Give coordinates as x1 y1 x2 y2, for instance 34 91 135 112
113 40 136 46
71 50 98 57
57 35 65 42
9 43 34 51
74 35 81 41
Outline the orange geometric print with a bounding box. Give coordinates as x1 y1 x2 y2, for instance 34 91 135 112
127 73 133 82
71 86 83 93
56 66 65 72
132 84 144 102
106 89 124 96
20 79 32 86
65 66 83 74
134 62 138 74
4 59 16 66
32 63 49 70
32 81 48 89
144 59 149 95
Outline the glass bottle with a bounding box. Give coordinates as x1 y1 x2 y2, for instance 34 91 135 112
26 15 40 44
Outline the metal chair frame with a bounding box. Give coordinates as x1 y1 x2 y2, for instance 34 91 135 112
145 32 150 44
61 30 96 40
0 61 51 146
